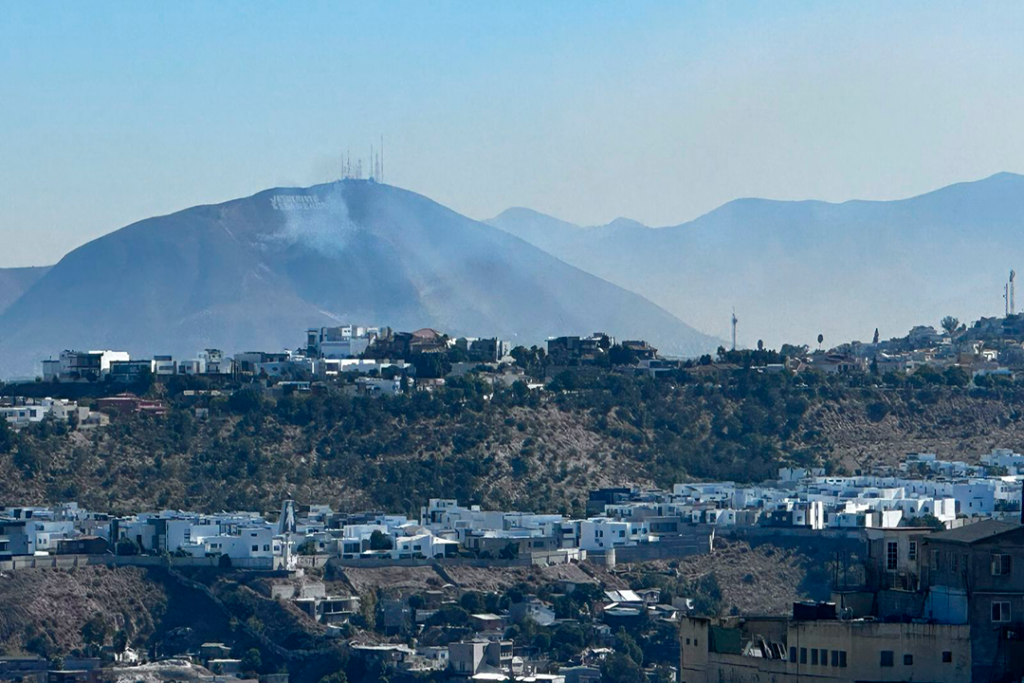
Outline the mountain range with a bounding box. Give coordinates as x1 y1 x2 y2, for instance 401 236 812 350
0 266 50 316
5 172 1024 379
487 172 1024 348
0 181 718 378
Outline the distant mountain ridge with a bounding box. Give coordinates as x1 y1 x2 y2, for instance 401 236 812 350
0 181 719 378
0 266 51 315
488 172 1024 348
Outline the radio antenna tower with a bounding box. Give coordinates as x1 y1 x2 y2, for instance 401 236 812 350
1011 270 1016 315
731 309 738 351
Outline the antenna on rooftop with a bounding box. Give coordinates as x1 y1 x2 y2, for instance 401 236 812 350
731 309 738 351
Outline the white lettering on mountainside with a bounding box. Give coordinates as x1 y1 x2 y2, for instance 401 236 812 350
271 195 324 211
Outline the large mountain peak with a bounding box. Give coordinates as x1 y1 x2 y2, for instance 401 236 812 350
0 182 718 377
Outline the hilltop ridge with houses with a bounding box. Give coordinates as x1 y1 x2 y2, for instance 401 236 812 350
8 315 1024 681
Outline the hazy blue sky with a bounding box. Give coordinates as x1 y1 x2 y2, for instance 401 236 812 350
3 2 1024 267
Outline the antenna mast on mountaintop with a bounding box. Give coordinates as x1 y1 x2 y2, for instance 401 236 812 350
1011 270 1016 315
731 309 738 351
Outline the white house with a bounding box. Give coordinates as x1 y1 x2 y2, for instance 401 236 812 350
578 518 651 551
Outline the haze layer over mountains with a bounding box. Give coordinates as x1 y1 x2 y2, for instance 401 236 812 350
3 173 1024 378
0 181 716 378
489 173 1024 349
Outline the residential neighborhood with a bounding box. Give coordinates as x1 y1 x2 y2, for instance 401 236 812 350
8 315 1024 682
3 442 1024 681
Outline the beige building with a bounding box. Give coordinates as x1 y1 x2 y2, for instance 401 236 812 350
680 613 970 683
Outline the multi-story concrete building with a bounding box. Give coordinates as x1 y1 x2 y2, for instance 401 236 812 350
679 610 971 682
921 519 1024 682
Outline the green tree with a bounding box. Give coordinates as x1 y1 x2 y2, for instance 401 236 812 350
357 590 377 631
228 388 264 414
600 652 645 683
943 365 969 387
460 592 484 613
369 530 392 550
115 537 140 556
0 418 15 453
412 353 451 379
427 604 470 627
13 441 42 477
780 343 809 359
940 316 959 336
81 615 111 655
865 401 889 422
608 345 638 366
907 514 946 530
112 629 129 653
241 648 262 674
614 628 643 666
319 673 348 683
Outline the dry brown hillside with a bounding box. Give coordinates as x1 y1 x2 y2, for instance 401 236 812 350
0 566 167 658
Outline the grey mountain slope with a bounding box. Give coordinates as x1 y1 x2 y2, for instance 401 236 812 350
0 266 52 315
487 173 1024 347
0 181 718 378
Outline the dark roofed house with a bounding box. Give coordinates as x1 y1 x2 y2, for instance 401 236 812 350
56 536 108 555
94 393 167 416
410 328 449 354
621 340 658 360
926 519 1019 545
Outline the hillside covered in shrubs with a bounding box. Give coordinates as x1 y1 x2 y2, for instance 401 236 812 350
4 363 1024 515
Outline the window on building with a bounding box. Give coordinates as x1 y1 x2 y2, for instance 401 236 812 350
839 651 847 668
831 650 839 667
251 545 258 552
942 651 952 663
951 553 958 572
790 647 796 662
991 554 1012 576
909 541 917 560
881 651 894 667
820 649 827 666
811 649 818 665
800 648 807 664
887 541 899 570
992 601 1011 622
932 549 941 571
904 654 913 665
